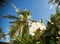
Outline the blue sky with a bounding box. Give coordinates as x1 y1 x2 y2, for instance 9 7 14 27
0 0 56 42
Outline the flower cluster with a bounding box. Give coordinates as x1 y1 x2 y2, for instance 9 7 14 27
29 21 46 36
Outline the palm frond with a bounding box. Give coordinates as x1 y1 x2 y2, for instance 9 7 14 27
12 3 21 14
0 0 9 7
9 25 17 38
3 15 18 19
9 20 19 24
9 23 21 39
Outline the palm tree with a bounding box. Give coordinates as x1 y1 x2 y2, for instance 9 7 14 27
3 3 31 41
0 27 5 40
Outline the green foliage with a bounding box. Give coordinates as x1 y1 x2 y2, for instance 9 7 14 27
46 13 60 44
12 13 60 44
12 29 44 44
2 1 60 44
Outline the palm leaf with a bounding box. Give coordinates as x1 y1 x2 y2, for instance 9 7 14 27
3 15 18 19
9 20 19 24
0 0 9 7
2 4 32 41
9 22 22 39
9 25 19 38
12 3 21 14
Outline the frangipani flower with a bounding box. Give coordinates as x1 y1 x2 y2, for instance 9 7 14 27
40 23 46 30
29 22 46 36
29 28 36 36
29 22 38 36
31 22 41 29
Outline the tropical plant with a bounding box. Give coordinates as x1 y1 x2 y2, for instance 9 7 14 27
3 3 31 41
45 13 60 44
2 0 60 44
43 0 60 44
12 20 46 44
3 4 47 43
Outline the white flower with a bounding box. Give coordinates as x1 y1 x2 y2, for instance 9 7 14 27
29 22 46 36
29 28 35 36
29 22 39 36
40 23 46 30
31 22 42 29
